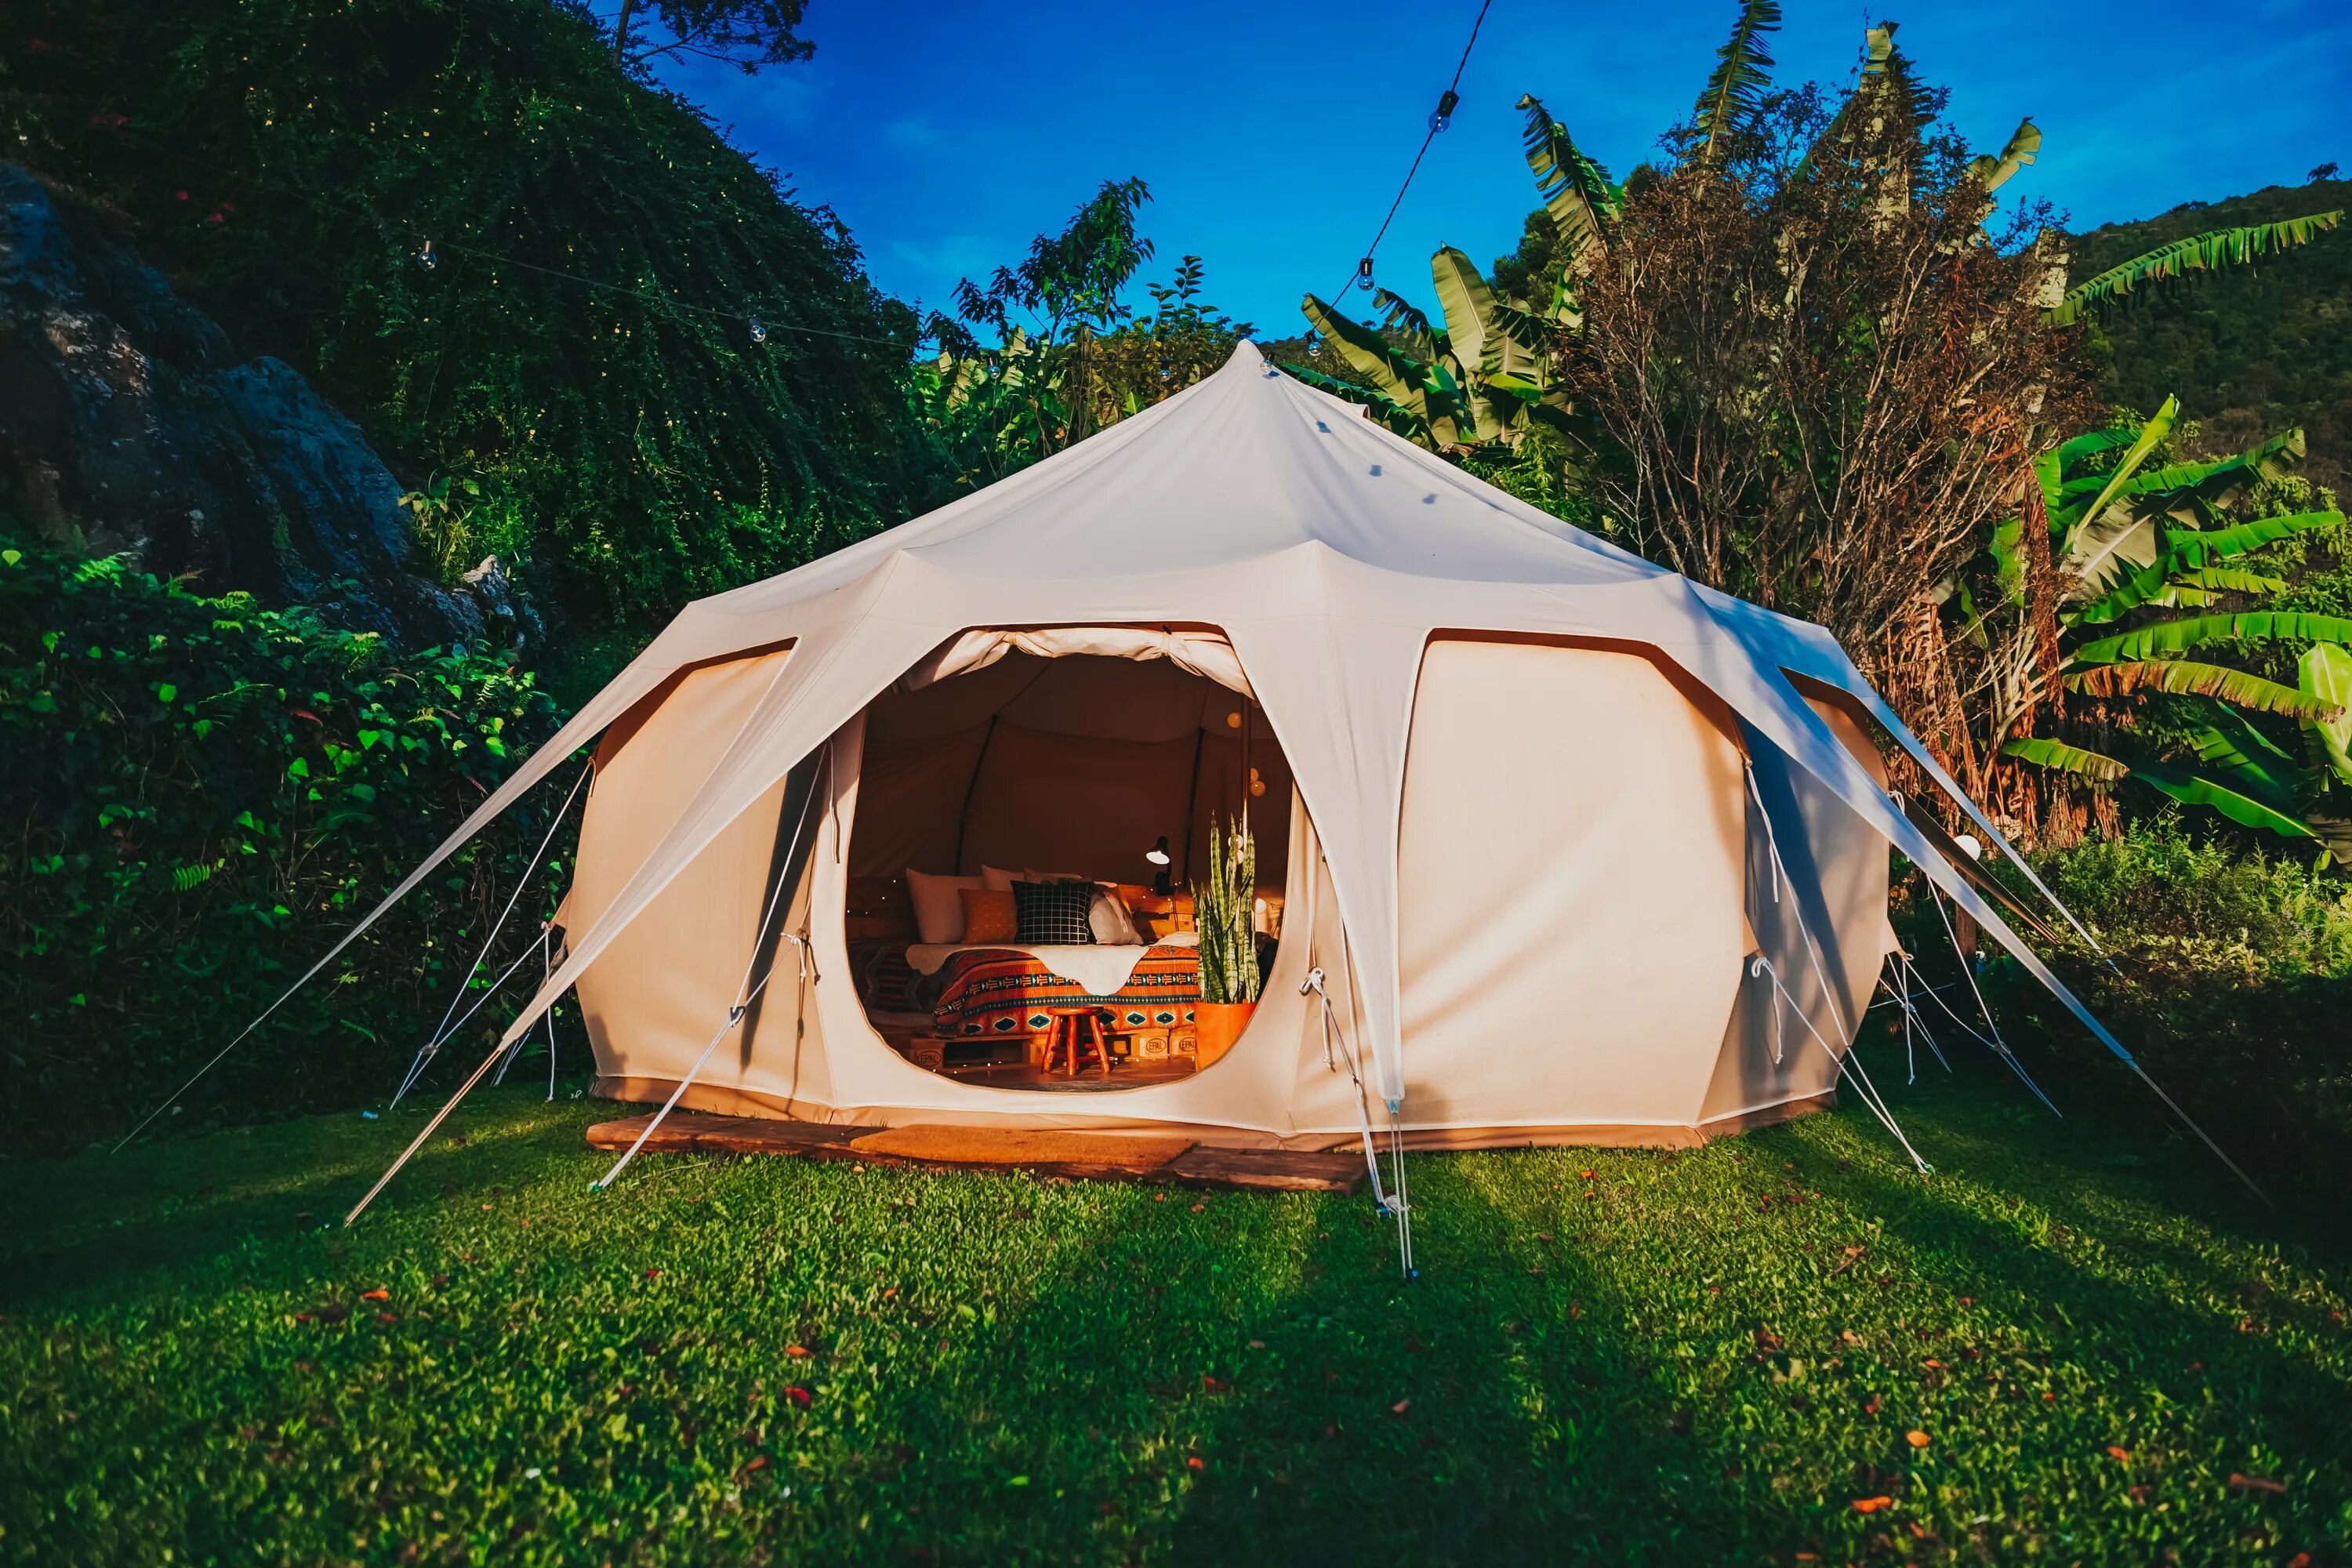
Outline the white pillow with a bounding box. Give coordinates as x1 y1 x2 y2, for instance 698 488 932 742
906 869 983 945
1088 886 1145 946
981 864 1023 893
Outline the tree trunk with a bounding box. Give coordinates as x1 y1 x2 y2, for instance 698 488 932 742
612 0 637 62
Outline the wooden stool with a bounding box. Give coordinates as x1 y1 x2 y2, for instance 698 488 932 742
1040 1007 1112 1077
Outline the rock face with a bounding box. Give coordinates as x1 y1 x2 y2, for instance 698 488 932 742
0 164 493 648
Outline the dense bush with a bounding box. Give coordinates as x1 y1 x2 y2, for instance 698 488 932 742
0 543 578 1155
0 0 946 630
1943 816 2352 1193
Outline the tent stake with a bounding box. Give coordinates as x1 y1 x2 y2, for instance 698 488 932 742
344 1036 508 1227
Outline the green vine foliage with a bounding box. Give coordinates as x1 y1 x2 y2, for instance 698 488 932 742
0 544 575 1154
1 0 947 630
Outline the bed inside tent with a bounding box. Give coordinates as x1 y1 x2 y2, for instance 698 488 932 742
844 635 1292 1088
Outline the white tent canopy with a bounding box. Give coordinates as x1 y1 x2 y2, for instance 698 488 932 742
277 340 2165 1159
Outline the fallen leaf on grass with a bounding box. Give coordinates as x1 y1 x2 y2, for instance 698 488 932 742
782 1387 812 1409
360 1289 390 1301
2105 1446 2131 1462
1863 1394 1882 1416
644 1269 661 1279
1189 1203 1206 1213
1851 1496 1893 1514
375 1312 399 1324
1185 1456 1205 1471
1906 1431 1929 1449
784 1345 811 1359
1390 1399 1410 1417
737 1455 768 1477
1201 1375 1231 1393
2228 1473 2286 1495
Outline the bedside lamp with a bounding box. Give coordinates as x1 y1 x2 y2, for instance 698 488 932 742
1145 834 1171 896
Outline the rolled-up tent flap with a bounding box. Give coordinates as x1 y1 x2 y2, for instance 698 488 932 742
902 626 1255 698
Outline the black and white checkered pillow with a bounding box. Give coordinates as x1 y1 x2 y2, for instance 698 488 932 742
1013 878 1098 946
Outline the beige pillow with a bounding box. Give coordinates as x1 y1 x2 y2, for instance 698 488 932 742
1088 887 1145 946
906 869 983 945
981 864 1024 893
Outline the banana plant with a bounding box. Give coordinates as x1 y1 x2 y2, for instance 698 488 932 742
1993 404 2352 857
2047 210 2343 326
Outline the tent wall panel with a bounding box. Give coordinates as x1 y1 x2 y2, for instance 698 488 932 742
1699 699 1893 1123
1395 639 1747 1130
566 648 804 1089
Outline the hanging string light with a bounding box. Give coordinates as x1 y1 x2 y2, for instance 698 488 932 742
748 316 768 344
1427 89 1460 133
1356 256 1376 293
417 238 437 271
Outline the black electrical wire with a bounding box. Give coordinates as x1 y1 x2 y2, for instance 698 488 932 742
1330 0 1497 305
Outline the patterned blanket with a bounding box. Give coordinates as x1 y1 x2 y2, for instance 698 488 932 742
928 944 1202 1039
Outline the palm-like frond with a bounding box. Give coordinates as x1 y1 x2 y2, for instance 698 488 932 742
1514 94 1620 273
2058 397 2176 597
1367 287 1446 363
2000 735 2129 782
2187 706 2307 807
2064 659 2339 718
2068 427 2306 523
1272 359 1429 442
1689 0 1781 166
1968 117 2042 195
2302 644 2352 788
2071 611 2352 666
2047 209 2343 325
2128 761 2319 841
2056 396 2175 539
2187 508 2345 560
1299 293 1434 417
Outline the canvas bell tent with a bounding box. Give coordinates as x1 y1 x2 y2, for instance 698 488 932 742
194 341 2193 1194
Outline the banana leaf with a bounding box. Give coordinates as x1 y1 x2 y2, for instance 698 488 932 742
1514 94 1620 273
1299 294 1432 418
1429 249 1499 382
1999 735 2128 782
1271 359 1430 441
2054 423 2143 475
2186 706 2308 808
2064 659 2338 718
2303 643 2352 787
2059 427 2305 518
1689 0 1781 165
1987 515 2026 605
1967 116 2041 195
2128 760 2319 841
2071 611 2352 666
1370 288 1446 362
2072 559 2290 626
2187 508 2344 559
2048 209 2343 325
2058 397 2176 586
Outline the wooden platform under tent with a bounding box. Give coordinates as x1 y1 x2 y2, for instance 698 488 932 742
583 1113 1369 1193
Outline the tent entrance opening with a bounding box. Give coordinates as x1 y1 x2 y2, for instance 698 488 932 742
844 645 1290 1091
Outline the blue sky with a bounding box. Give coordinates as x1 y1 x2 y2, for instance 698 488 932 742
626 0 2351 339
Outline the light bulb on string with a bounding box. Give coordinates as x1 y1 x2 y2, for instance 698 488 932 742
748 316 768 345
1428 89 1459 133
1356 256 1375 293
417 238 437 271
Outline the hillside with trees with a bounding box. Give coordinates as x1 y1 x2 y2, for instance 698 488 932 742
0 0 946 635
2074 173 2351 488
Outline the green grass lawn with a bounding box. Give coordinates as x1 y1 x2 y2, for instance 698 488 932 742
3 1058 2347 1566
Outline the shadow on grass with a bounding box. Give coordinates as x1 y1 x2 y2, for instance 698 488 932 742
0 1086 601 1307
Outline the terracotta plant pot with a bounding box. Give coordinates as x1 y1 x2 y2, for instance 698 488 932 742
1191 1001 1256 1068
